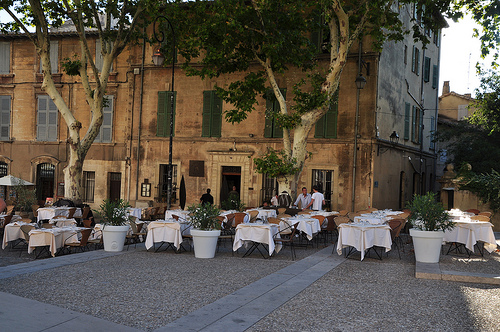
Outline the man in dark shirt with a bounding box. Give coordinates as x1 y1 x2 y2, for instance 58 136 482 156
200 189 214 205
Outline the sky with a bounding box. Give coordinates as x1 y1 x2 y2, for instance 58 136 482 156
439 16 496 98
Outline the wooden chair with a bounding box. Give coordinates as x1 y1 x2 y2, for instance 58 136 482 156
388 219 404 259
67 207 77 219
356 210 371 214
19 224 36 256
273 221 297 260
233 212 247 227
478 211 492 218
6 205 14 215
277 208 287 215
82 219 93 228
277 213 291 219
334 216 350 226
470 215 490 222
267 217 281 225
367 207 378 212
65 229 92 253
323 215 338 245
248 210 259 223
297 211 311 215
338 210 348 217
127 219 147 249
466 209 480 215
32 205 39 219
347 212 360 221
41 223 53 229
310 215 326 246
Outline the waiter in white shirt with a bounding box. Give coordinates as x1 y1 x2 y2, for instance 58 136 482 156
304 185 325 211
294 187 312 210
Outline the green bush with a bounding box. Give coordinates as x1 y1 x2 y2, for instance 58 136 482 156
94 199 131 226
187 203 221 231
406 192 454 232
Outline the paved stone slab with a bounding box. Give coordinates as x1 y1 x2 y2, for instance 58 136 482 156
0 291 141 332
415 260 500 285
155 246 345 332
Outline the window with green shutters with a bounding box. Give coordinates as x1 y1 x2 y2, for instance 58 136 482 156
404 102 410 140
264 89 285 138
432 64 438 89
94 96 114 143
423 57 430 82
315 91 339 138
37 95 58 142
157 91 176 137
202 90 222 137
0 95 11 141
0 42 10 74
411 105 422 144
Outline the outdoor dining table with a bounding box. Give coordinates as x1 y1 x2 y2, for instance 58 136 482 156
37 207 82 222
2 221 36 249
49 218 77 228
28 226 85 257
165 209 190 221
245 208 277 221
443 218 497 254
336 222 392 260
145 220 183 251
282 216 321 241
233 223 281 257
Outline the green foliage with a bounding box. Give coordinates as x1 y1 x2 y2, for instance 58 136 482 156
460 169 500 212
187 203 221 231
61 56 82 76
12 180 36 213
94 199 131 226
406 192 454 232
254 148 300 178
435 120 500 174
221 193 245 212
469 70 500 134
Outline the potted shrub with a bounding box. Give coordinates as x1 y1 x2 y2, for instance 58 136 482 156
13 181 37 219
187 203 221 258
95 199 131 252
407 192 455 263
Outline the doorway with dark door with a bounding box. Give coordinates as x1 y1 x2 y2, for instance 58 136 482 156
36 163 55 202
220 166 241 205
109 172 121 202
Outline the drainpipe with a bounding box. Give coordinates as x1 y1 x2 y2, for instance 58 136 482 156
352 41 362 211
135 29 146 201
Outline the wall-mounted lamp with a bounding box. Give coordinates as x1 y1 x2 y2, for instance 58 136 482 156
389 131 399 145
249 133 254 138
355 74 367 90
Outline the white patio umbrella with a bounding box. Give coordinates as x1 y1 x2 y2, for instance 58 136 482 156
0 175 34 186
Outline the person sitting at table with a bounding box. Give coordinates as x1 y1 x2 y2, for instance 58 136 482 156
53 198 75 207
200 188 214 205
294 187 311 210
303 185 325 211
261 201 271 208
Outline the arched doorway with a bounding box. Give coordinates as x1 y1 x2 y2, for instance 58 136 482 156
36 163 55 201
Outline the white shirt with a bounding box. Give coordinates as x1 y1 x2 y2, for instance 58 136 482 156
294 193 311 209
311 192 325 210
271 196 279 206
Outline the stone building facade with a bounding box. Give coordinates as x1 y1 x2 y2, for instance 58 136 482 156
0 5 442 212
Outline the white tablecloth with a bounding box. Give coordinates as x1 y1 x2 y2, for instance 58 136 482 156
28 227 81 257
336 223 392 260
145 221 183 250
37 207 82 222
127 208 143 219
2 221 36 249
49 218 77 227
165 210 190 221
233 223 281 255
246 209 277 221
443 220 497 253
283 217 321 240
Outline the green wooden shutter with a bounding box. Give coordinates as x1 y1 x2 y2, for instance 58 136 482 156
157 91 167 137
423 57 430 82
411 46 416 73
0 95 10 140
211 91 222 137
37 96 47 141
47 97 58 141
404 102 410 140
264 94 274 138
325 91 339 138
419 108 424 143
273 89 285 138
411 105 416 142
101 96 113 142
202 91 212 137
314 114 325 137
432 65 438 89
0 42 10 74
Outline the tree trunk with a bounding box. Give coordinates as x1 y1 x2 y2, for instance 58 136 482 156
276 175 292 197
63 147 83 201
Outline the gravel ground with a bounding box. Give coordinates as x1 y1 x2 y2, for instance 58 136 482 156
0 235 498 331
